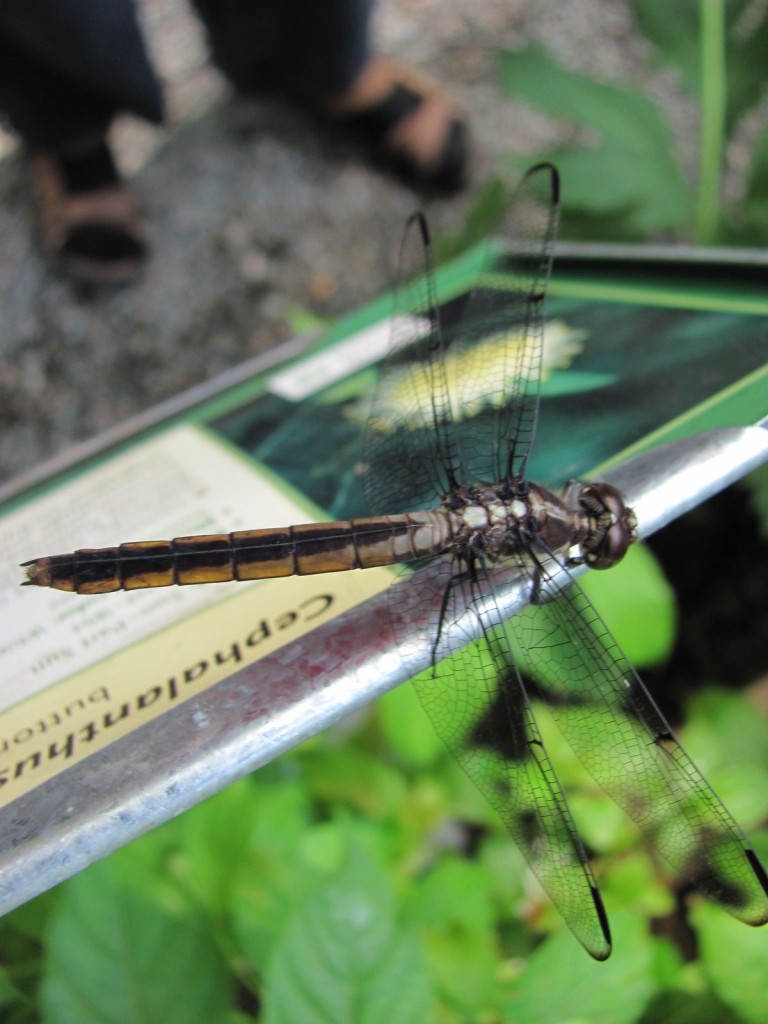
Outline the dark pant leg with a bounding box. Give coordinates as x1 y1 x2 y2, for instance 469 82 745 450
0 0 163 148
0 30 117 147
190 0 374 105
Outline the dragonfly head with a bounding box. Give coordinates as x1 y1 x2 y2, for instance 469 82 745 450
568 481 638 570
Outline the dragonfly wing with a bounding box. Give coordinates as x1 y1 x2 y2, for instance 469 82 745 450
448 163 560 485
362 163 559 515
515 557 768 926
362 212 463 515
391 553 612 959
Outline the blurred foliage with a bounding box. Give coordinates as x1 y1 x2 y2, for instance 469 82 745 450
0 536 766 1022
495 0 768 244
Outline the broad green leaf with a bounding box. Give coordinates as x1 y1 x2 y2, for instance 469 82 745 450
504 911 655 1024
406 858 502 1013
477 832 528 898
230 836 318 973
263 844 432 1024
694 900 768 1024
600 849 674 919
243 771 314 859
40 855 230 1024
175 778 258 914
2 888 59 943
378 682 445 767
549 147 690 236
0 966 21 1008
580 541 677 669
498 44 691 236
422 926 500 1017
406 857 496 933
500 44 669 144
681 689 768 825
301 745 407 817
229 780 322 970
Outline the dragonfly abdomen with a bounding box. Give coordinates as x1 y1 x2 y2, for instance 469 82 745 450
22 511 453 594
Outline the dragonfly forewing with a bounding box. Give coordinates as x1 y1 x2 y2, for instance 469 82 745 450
450 163 559 484
362 211 463 516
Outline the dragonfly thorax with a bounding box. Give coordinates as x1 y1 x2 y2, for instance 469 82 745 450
445 482 575 564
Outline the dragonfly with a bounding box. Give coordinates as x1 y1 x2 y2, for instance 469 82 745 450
22 164 768 959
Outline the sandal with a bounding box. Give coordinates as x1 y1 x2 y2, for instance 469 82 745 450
29 140 147 286
325 61 469 196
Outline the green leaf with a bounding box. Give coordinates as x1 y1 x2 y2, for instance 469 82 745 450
263 843 432 1024
477 832 528 908
422 928 500 1017
694 900 768 1024
229 778 321 970
579 541 677 669
681 689 768 826
40 853 231 1024
378 683 445 767
601 849 674 919
175 778 258 914
498 44 691 237
406 858 502 1013
504 911 656 1023
632 0 768 129
0 966 22 1009
407 857 496 933
3 889 59 943
301 745 407 817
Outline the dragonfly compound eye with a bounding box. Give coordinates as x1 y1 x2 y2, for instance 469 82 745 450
580 483 638 570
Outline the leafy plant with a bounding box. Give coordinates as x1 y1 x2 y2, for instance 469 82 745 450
497 0 768 243
1 540 766 1023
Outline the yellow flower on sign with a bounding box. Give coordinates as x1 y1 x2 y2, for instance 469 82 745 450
368 320 587 432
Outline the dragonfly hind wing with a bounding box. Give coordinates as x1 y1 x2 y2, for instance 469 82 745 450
515 562 768 927
398 559 612 959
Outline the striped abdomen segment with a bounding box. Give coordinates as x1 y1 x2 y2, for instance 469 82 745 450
22 511 453 594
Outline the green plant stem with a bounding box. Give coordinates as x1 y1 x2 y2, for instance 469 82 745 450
697 0 727 244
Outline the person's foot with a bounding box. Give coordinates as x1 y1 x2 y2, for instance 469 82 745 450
324 56 469 196
29 137 147 286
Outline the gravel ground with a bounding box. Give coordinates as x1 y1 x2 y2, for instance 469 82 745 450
0 0 689 488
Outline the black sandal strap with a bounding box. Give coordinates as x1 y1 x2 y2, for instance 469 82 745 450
341 82 423 140
58 142 121 195
379 115 468 196
328 79 469 196
61 223 146 263
430 117 469 193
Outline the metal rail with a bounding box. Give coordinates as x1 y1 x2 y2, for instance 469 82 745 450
0 421 766 916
